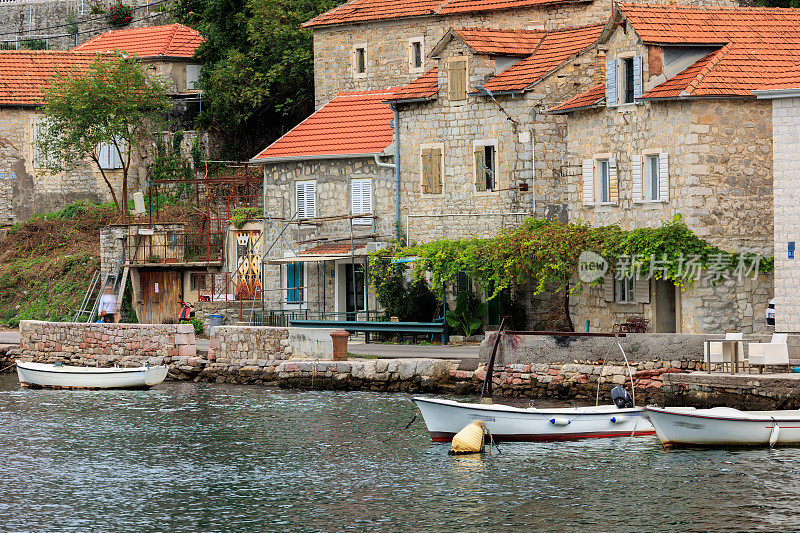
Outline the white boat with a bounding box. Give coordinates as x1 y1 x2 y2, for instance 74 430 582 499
645 406 800 447
413 397 655 442
16 361 168 389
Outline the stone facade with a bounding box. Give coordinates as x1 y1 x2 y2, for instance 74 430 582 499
770 96 800 333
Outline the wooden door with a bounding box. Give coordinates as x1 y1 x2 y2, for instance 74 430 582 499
138 270 181 324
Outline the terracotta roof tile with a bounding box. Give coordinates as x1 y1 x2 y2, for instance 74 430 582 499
72 23 204 58
0 50 103 106
454 28 545 56
251 89 397 162
621 4 800 98
758 64 800 91
304 0 589 27
481 24 604 93
386 67 439 101
550 82 605 113
299 243 367 255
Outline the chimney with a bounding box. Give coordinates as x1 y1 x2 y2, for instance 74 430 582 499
593 50 607 86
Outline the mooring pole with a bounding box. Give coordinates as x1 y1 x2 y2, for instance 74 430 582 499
480 315 509 404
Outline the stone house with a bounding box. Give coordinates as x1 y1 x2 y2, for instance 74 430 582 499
0 23 204 225
549 4 795 333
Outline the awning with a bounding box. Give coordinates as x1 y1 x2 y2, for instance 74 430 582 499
265 254 361 264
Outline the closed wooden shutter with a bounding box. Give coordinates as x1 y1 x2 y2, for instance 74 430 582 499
98 139 124 169
31 119 43 168
421 149 433 194
431 148 442 193
351 178 373 225
632 154 643 203
609 157 618 203
582 159 594 205
296 181 316 218
633 56 643 100
449 59 467 101
634 276 650 304
475 147 487 192
659 152 669 201
605 59 617 107
603 278 615 302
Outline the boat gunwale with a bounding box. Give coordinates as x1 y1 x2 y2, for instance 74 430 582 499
16 362 166 375
645 406 800 423
412 396 646 416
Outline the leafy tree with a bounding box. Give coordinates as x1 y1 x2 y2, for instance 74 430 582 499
177 0 340 158
37 54 171 210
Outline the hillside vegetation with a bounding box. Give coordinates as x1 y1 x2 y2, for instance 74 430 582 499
0 202 119 327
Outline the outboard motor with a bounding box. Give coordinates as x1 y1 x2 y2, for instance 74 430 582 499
611 386 633 409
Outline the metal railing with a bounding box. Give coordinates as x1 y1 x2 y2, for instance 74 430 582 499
252 309 379 327
123 231 224 265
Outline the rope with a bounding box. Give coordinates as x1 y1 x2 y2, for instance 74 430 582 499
0 361 16 372
377 414 417 444
485 427 501 454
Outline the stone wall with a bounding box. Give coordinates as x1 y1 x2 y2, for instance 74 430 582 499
207 326 336 363
770 96 800 333
0 0 173 51
18 320 196 365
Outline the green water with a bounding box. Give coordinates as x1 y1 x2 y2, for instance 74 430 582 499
1 375 799 532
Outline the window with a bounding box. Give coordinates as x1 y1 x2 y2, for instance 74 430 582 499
286 262 304 304
420 145 443 195
616 276 635 303
353 45 366 77
296 180 316 218
596 158 610 203
190 273 206 291
351 178 373 225
448 56 467 101
186 64 201 90
98 139 124 170
621 57 635 104
474 143 496 192
30 118 56 169
645 154 660 201
409 38 424 72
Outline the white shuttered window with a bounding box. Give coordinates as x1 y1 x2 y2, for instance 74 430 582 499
351 178 373 225
296 180 317 219
31 118 56 169
634 152 669 203
98 139 125 170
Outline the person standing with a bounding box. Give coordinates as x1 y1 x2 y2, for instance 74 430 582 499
98 286 118 323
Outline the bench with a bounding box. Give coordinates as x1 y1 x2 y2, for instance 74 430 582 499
288 319 448 345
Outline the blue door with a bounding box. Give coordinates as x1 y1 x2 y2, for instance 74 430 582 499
287 262 303 304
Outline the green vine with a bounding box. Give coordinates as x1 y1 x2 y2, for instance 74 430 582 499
230 206 262 228
371 215 774 301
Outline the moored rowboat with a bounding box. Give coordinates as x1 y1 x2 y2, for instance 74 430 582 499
16 361 168 389
413 397 655 442
645 406 800 447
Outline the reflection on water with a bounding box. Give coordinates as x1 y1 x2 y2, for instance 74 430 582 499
1 375 799 531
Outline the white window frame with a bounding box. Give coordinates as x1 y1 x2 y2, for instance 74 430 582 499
352 43 367 79
186 64 201 91
295 180 317 219
473 139 499 194
351 178 373 225
594 153 612 205
419 142 444 197
644 151 661 202
615 276 636 304
408 36 424 73
619 55 635 106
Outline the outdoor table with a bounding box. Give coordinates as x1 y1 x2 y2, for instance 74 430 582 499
703 339 742 373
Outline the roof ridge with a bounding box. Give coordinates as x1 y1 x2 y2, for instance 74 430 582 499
164 22 181 55
546 21 606 33
621 2 800 12
680 43 732 97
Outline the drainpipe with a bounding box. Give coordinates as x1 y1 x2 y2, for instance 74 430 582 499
373 103 401 241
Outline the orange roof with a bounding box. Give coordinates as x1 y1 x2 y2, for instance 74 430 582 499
73 23 204 58
481 24 604 93
304 0 590 27
620 4 800 99
757 64 800 92
251 89 397 162
451 28 545 56
386 67 439 101
550 82 605 113
0 50 103 106
300 243 367 255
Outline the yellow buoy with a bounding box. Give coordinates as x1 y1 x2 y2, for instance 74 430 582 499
450 421 486 455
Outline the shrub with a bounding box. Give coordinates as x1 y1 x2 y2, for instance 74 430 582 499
107 3 133 26
181 317 203 335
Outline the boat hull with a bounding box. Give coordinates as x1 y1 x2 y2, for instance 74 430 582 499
16 362 168 390
413 397 654 443
645 406 800 447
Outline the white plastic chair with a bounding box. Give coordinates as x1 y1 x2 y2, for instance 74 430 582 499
749 333 790 372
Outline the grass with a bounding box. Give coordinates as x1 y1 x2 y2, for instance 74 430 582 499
347 353 380 359
0 202 121 327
